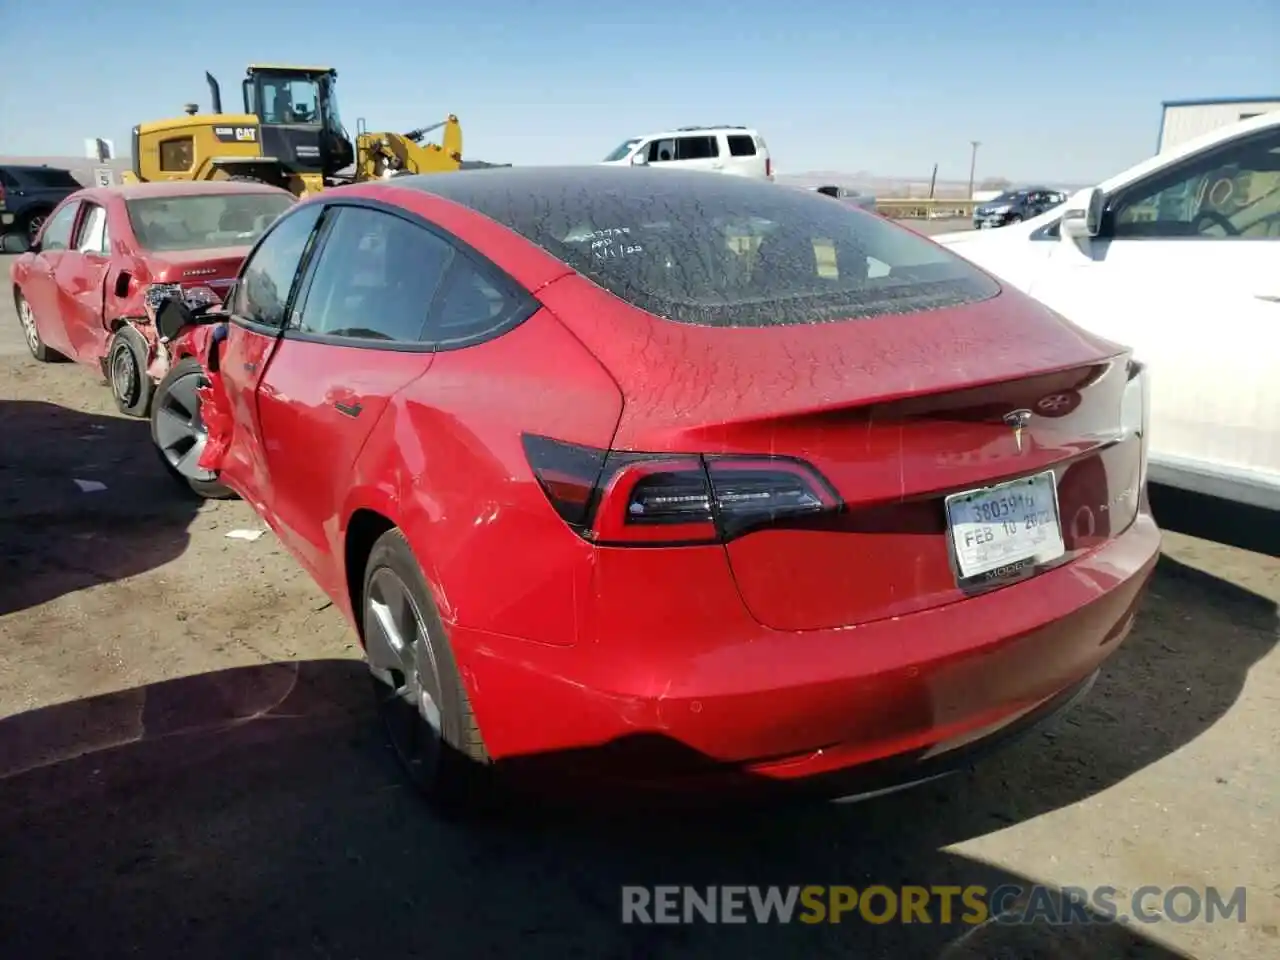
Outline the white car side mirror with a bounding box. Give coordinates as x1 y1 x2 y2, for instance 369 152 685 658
630 153 648 167
1060 187 1106 240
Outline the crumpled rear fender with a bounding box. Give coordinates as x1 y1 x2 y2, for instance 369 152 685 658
165 322 234 474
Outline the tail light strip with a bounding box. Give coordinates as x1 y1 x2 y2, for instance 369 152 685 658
522 433 842 546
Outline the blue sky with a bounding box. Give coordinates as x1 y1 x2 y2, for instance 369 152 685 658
1 0 1276 182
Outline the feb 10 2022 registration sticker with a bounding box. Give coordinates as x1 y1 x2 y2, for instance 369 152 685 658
945 470 1066 584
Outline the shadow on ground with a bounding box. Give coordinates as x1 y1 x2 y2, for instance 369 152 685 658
1 551 1271 959
0 399 202 616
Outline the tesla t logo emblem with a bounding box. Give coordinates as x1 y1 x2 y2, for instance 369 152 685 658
1003 409 1032 452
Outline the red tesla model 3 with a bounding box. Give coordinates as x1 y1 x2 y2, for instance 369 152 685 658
149 166 1160 806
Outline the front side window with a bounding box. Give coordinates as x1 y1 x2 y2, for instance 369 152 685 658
75 203 110 254
39 201 81 251
260 77 321 125
17 168 80 189
294 206 452 343
231 202 324 327
127 191 295 252
1112 129 1280 239
648 139 677 163
428 171 998 327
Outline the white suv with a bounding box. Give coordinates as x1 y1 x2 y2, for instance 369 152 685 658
600 126 773 179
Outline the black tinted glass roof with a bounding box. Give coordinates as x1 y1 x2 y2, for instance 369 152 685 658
395 167 998 328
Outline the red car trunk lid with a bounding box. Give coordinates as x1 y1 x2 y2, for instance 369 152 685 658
539 276 1143 631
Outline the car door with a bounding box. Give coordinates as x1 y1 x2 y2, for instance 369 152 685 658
23 199 81 357
54 200 113 363
1029 126 1280 503
250 203 454 591
214 201 328 513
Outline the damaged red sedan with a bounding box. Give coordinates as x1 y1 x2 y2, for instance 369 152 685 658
149 166 1160 808
9 179 294 415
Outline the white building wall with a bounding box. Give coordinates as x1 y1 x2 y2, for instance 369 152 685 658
1159 100 1280 153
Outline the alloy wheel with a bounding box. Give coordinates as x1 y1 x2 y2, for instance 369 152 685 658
364 567 444 778
152 369 219 481
17 297 39 355
26 215 45 244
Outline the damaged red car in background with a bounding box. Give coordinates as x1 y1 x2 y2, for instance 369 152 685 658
148 167 1160 812
8 180 294 415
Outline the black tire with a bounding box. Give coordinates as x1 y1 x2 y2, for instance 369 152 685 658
20 208 50 246
150 356 237 500
107 325 155 418
362 528 492 812
1007 214 1023 224
13 289 64 362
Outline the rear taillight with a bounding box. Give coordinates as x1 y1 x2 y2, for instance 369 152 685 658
765 157 773 179
522 434 840 545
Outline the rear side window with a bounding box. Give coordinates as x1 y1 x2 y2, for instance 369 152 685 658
39 201 80 251
438 171 997 328
677 136 718 160
14 168 80 189
727 135 757 157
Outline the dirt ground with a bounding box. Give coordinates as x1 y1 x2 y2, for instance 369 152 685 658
0 264 1277 959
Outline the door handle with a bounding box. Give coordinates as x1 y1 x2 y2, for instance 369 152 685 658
1255 294 1280 303
334 401 362 418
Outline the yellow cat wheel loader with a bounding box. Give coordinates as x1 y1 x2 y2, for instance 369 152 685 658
124 65 462 196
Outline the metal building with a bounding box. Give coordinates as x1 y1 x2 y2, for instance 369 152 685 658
1157 96 1280 153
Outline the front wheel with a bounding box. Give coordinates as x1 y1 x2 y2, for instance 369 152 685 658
362 528 492 812
150 356 237 500
14 290 62 362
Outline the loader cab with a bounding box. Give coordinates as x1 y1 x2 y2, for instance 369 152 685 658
241 65 354 177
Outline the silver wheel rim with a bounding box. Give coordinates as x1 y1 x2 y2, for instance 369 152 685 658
17 298 39 354
153 370 218 481
111 340 140 406
365 567 443 776
26 215 45 243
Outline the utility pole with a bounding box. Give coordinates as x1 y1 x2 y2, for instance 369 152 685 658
967 140 981 199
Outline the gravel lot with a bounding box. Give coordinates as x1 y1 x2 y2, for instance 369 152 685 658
0 249 1276 960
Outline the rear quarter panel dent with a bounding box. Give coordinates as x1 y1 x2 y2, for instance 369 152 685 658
344 308 625 648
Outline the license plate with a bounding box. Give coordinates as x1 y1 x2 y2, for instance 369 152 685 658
945 471 1065 581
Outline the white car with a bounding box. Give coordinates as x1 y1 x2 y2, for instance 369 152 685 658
934 111 1280 512
600 126 773 179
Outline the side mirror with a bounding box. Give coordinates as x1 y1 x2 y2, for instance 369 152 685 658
630 152 648 167
155 297 194 342
1061 187 1106 240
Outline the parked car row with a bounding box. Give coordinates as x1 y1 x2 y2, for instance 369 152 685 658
12 161 1162 811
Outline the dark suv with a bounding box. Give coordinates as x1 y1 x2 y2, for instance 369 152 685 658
972 187 1066 229
0 165 83 246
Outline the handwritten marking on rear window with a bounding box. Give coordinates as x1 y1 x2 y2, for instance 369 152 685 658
590 227 643 259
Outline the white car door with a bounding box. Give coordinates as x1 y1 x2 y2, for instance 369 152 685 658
1028 126 1280 509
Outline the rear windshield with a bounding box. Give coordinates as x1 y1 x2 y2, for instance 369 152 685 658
10 167 80 189
126 192 295 252
440 170 998 327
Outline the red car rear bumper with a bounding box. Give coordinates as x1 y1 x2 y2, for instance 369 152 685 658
451 511 1160 794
